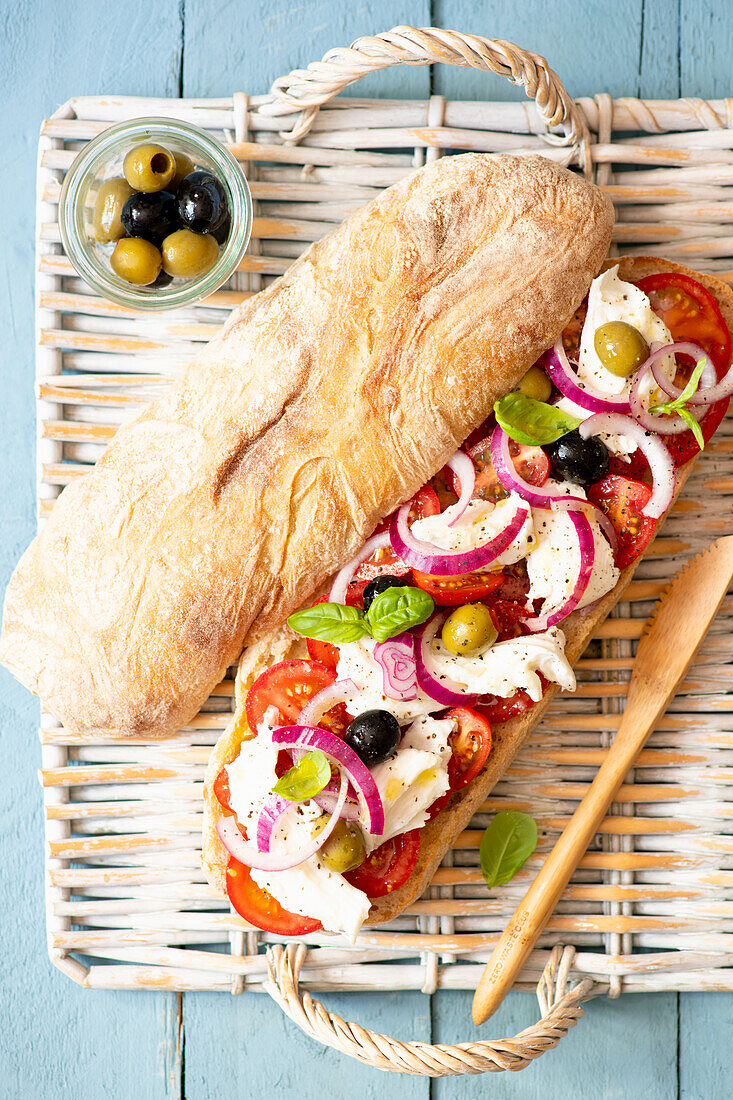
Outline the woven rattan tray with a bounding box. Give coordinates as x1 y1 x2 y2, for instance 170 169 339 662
35 26 733 1075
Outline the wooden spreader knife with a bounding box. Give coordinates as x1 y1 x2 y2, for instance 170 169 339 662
472 535 733 1025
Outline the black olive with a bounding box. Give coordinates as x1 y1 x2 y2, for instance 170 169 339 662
344 710 401 767
177 171 228 234
544 430 610 487
120 190 178 245
362 574 408 612
211 214 231 245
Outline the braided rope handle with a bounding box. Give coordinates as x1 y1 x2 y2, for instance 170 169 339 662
264 943 596 1076
260 24 589 171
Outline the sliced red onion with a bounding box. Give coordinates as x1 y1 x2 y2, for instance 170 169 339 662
650 342 728 406
373 633 418 700
414 614 479 707
273 725 385 835
630 342 712 434
490 424 564 507
389 496 529 575
549 495 619 557
544 340 631 413
298 678 357 728
329 531 391 605
313 778 360 821
256 793 292 852
216 768 347 872
523 511 595 632
579 414 675 518
445 450 475 525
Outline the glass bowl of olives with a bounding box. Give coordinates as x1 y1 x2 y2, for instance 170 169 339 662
59 117 252 310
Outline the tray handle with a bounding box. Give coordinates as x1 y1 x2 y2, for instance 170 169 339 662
262 25 589 171
264 942 596 1077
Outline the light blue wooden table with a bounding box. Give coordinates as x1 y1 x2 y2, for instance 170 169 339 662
2 2 732 1096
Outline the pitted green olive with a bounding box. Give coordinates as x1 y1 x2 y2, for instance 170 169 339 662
515 364 552 402
171 151 195 189
123 144 176 192
441 603 498 657
110 237 162 285
92 176 134 242
594 321 650 378
313 817 366 874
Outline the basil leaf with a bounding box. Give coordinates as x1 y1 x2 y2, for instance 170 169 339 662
650 357 707 451
366 585 435 643
272 750 331 802
494 392 581 447
678 406 705 449
479 810 538 889
287 602 369 643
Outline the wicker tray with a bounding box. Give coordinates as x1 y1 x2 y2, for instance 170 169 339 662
35 26 733 1076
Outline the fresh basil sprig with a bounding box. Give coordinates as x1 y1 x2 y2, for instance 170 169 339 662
366 585 435 642
650 357 707 449
479 810 538 889
494 392 581 447
272 749 331 801
287 586 434 645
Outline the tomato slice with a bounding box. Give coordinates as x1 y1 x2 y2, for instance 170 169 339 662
304 586 365 669
354 486 440 582
588 474 657 570
412 568 504 606
213 767 233 812
226 857 322 936
475 689 536 725
344 830 420 898
245 659 348 735
446 707 492 789
635 272 731 467
468 436 549 502
484 597 528 639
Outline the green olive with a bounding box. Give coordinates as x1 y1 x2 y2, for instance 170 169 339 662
515 364 552 402
161 229 219 279
313 818 366 874
441 602 498 657
171 151 195 189
594 321 650 378
123 143 176 192
110 237 162 285
92 176 134 242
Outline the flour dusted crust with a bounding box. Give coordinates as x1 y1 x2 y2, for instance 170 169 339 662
202 258 733 927
0 153 613 738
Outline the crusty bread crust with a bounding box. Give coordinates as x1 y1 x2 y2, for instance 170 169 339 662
202 257 733 928
0 154 612 738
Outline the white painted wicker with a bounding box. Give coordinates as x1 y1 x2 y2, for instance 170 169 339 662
35 25 733 1075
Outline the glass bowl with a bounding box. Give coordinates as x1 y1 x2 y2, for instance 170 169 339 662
59 117 252 311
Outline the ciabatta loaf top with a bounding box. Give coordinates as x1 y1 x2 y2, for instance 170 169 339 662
0 153 613 737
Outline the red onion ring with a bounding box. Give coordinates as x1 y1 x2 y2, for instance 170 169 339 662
629 342 712 434
579 414 675 518
389 496 529 575
414 613 479 707
256 793 292 852
273 725 385 835
549 495 619 558
373 633 418 701
216 769 348 872
544 340 631 413
313 778 361 821
329 531 391 604
445 450 475 525
490 424 567 507
298 678 357 728
650 342 732 406
523 511 595 632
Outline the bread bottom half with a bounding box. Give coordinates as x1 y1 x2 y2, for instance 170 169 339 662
202 256 733 929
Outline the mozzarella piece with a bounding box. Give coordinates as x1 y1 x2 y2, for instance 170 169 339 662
336 636 437 723
425 627 575 700
410 493 535 567
556 265 675 456
527 489 620 618
365 715 453 853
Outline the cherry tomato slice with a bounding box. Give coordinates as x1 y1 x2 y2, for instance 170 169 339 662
635 272 731 467
226 857 322 936
245 659 348 735
468 436 549 502
213 767 233 812
412 568 504 606
446 707 492 789
354 486 440 582
484 597 528 639
587 474 657 570
344 830 420 898
475 689 536 725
